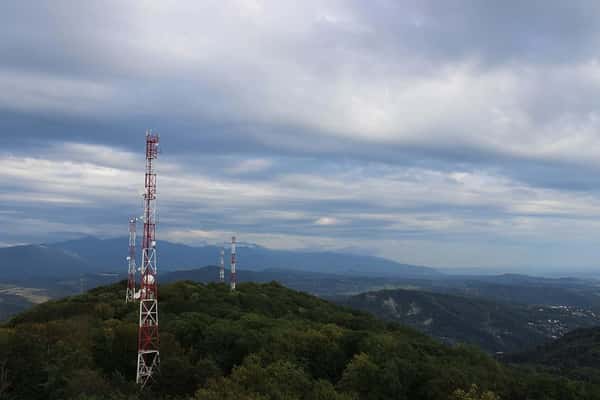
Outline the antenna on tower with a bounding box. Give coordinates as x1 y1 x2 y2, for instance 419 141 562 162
136 130 160 388
230 236 237 291
219 248 225 283
126 217 137 303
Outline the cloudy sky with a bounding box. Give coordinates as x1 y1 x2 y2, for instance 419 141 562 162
2 1 600 271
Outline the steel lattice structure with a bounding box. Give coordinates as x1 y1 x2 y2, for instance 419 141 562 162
125 217 137 303
230 236 237 291
219 248 225 283
136 131 160 387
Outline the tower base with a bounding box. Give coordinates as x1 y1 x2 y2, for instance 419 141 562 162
136 350 160 388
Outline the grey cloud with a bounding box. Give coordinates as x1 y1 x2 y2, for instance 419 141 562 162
4 1 600 268
349 0 600 65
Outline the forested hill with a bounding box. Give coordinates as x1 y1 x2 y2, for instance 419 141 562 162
342 288 600 354
2 281 599 400
507 327 600 384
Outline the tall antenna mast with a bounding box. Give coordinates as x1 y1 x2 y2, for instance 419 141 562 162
126 217 137 303
230 236 237 291
219 248 225 282
136 130 160 387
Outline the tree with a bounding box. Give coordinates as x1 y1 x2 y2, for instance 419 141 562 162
337 353 380 399
451 385 500 400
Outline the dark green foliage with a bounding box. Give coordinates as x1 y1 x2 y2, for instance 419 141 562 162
507 326 600 385
342 288 600 354
0 280 599 399
451 384 500 400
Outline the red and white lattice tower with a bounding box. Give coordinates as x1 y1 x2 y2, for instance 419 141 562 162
219 248 225 282
125 217 137 303
136 131 160 387
230 236 237 291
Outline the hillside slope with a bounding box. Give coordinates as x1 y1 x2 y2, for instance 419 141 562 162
1 281 598 399
507 327 600 383
343 288 600 353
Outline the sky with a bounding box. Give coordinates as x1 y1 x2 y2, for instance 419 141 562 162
2 1 600 271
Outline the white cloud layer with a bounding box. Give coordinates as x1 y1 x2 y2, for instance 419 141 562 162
3 1 600 269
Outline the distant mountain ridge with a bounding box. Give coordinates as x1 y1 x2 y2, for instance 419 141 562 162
161 266 408 297
0 244 90 280
0 236 440 281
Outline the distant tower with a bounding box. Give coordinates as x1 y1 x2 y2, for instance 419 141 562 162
230 236 237 291
126 217 137 303
136 131 160 387
219 248 225 282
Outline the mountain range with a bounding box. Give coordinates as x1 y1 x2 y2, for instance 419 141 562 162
0 236 439 282
2 237 600 358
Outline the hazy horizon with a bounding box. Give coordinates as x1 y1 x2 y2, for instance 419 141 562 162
2 234 599 279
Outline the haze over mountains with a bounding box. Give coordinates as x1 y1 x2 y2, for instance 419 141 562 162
0 236 439 282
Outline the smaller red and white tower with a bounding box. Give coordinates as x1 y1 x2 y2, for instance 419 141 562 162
219 248 225 282
230 236 237 291
125 217 137 303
